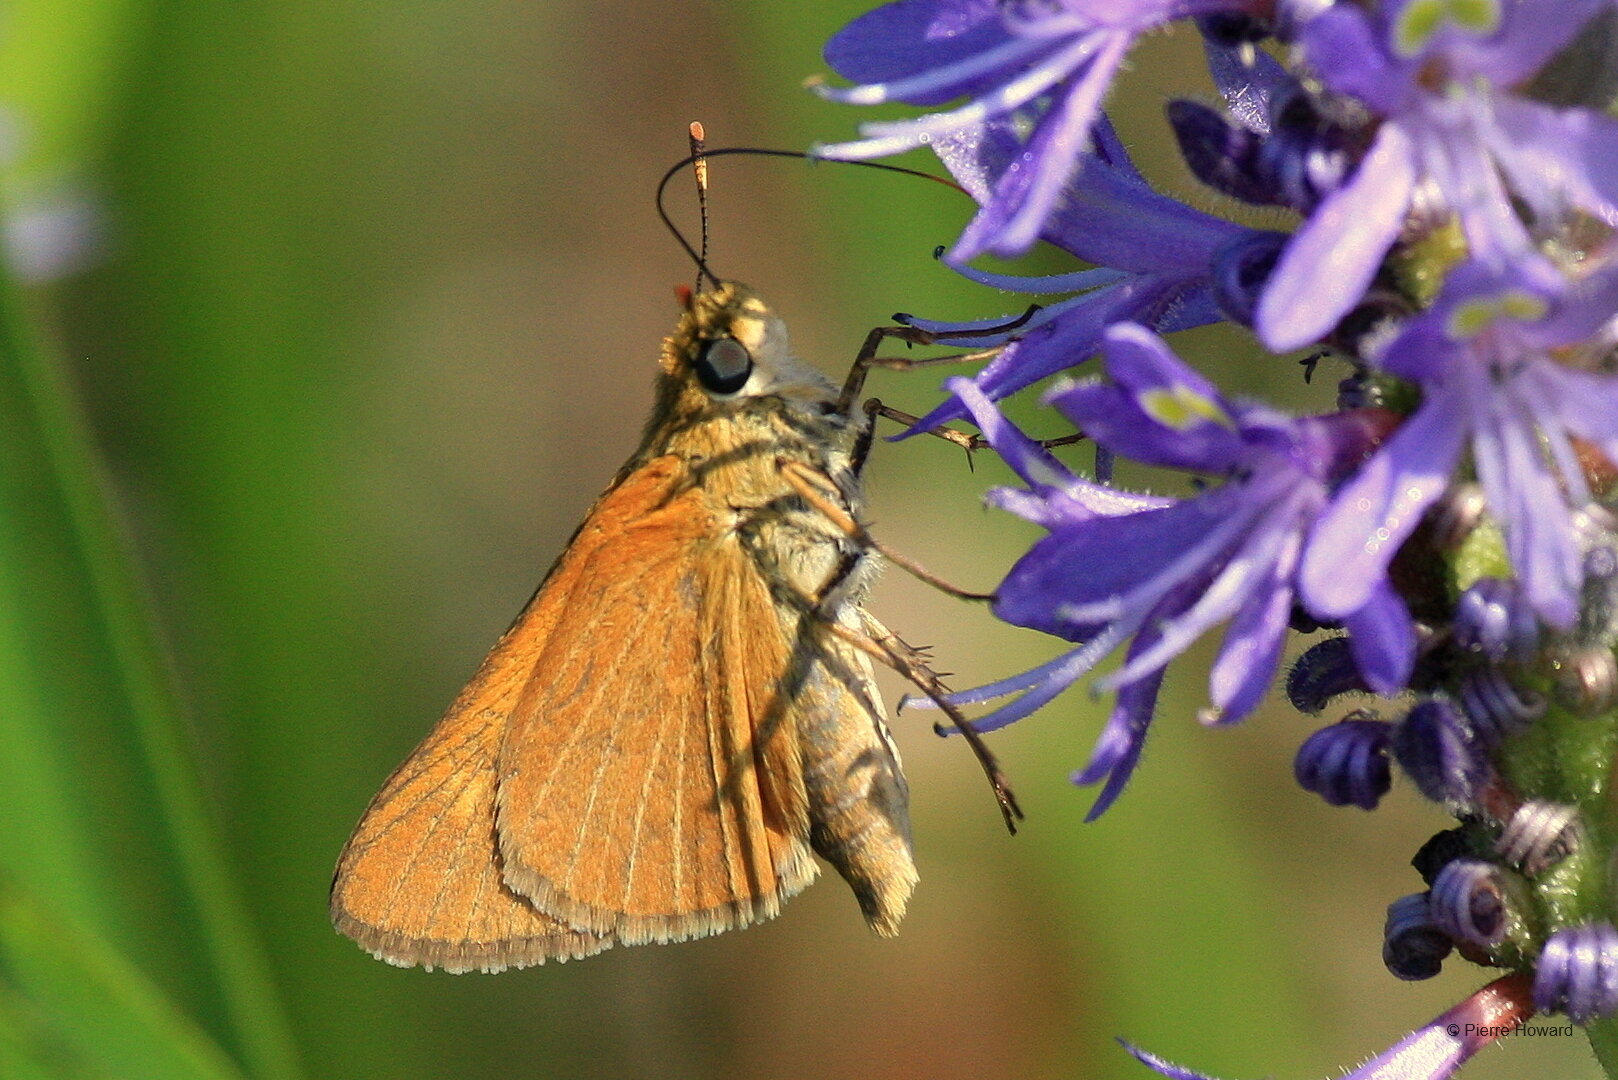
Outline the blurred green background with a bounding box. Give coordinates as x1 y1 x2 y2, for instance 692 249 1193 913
0 2 1600 1078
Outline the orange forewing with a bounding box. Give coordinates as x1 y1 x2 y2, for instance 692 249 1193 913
329 591 612 971
493 457 817 941
332 454 819 964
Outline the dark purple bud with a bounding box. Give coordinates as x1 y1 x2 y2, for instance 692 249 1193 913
1195 13 1271 47
1534 923 1618 1025
1294 715 1392 809
1411 827 1473 886
1495 801 1582 876
1456 667 1545 748
1424 483 1488 552
1209 231 1289 325
1286 636 1369 713
1289 604 1334 634
1551 645 1618 715
1256 84 1364 211
1167 100 1276 207
1393 699 1489 806
1383 893 1452 981
1453 578 1540 662
1430 859 1509 947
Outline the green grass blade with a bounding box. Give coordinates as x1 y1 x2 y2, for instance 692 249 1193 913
1 270 305 1080
0 878 251 1080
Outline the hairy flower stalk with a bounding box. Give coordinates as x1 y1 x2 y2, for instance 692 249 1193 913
817 1 1618 1077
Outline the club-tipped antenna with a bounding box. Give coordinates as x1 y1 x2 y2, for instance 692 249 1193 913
687 122 717 292
655 143 966 292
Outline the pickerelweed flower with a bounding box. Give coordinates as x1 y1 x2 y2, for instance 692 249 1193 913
814 0 1272 261
931 329 1398 819
814 0 1618 1077
1300 255 1618 633
1257 0 1618 349
896 114 1272 434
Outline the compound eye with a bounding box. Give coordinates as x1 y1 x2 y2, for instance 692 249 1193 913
694 336 753 395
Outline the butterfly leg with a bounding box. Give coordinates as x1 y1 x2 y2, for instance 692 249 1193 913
826 606 1023 835
865 400 1087 455
776 459 1022 834
779 458 991 603
835 323 1006 416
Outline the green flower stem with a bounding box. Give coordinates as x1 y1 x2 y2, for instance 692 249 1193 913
1500 665 1618 1078
2 274 304 1080
1589 1016 1618 1078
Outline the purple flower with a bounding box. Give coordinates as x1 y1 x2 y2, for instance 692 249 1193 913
1428 859 1509 947
1451 577 1539 661
1384 892 1452 981
1300 257 1618 633
1125 973 1536 1079
1534 923 1618 1025
815 0 1263 260
1391 698 1491 806
895 115 1269 433
1256 0 1618 349
1494 800 1581 876
1294 716 1392 810
929 325 1399 818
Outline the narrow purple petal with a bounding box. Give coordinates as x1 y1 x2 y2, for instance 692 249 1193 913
944 634 1123 733
1256 121 1417 351
1014 497 1251 633
1546 365 1618 451
1120 1043 1223 1080
1057 323 1246 469
932 114 1248 272
1340 581 1418 695
986 478 1174 525
900 277 1174 434
1489 99 1618 230
1472 396 1581 628
952 32 1132 261
917 646 1089 710
1125 974 1535 1080
1206 531 1300 723
1301 6 1408 114
1100 490 1291 690
823 0 1009 101
1078 664 1167 821
948 263 1129 294
1051 381 1239 473
818 32 1054 107
949 376 1076 490
1300 394 1465 618
1484 0 1605 85
854 34 1101 139
1201 37 1289 135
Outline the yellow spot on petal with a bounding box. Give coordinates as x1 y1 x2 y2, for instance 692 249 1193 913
1446 288 1547 338
1393 0 1501 58
1140 384 1234 431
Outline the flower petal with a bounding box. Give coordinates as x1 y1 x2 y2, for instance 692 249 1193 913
1341 580 1418 695
823 0 1011 102
1301 392 1466 619
1255 122 1417 351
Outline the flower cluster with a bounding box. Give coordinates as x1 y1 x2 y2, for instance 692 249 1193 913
817 2 1618 1078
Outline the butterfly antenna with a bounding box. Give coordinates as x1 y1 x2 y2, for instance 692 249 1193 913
655 142 965 289
688 121 718 292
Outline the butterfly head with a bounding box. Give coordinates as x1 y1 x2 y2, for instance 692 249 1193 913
661 281 837 411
